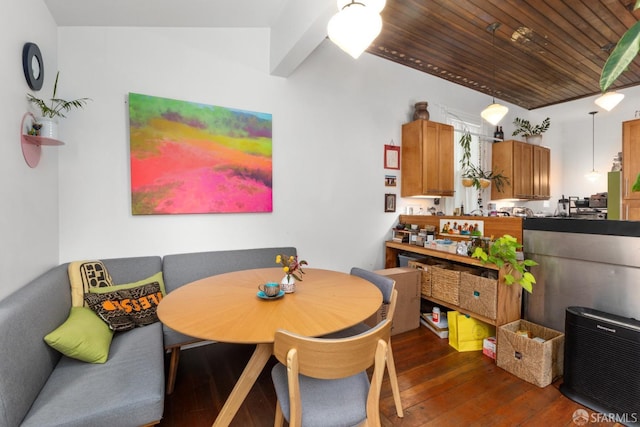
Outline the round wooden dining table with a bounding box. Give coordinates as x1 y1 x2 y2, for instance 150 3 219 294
157 267 382 427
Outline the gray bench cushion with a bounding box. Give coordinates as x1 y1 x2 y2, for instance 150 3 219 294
162 247 296 347
0 264 70 427
21 323 164 427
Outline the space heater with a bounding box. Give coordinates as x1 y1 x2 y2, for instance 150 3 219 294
560 306 640 426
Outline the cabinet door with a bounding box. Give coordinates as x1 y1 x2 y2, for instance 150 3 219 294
513 142 533 198
491 140 515 199
401 120 453 197
623 119 640 201
435 123 454 195
623 199 640 220
533 146 550 199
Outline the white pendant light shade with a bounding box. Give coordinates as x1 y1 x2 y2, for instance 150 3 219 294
481 102 509 126
585 170 601 182
337 0 386 13
594 91 625 111
327 3 382 59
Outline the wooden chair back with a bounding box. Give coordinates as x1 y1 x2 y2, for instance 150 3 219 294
273 319 392 426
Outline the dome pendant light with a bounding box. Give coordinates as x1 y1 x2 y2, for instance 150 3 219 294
327 0 385 59
594 91 625 111
481 22 508 125
585 111 601 182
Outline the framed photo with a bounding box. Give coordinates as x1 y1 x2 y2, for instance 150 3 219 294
385 175 397 187
385 193 396 212
384 145 400 169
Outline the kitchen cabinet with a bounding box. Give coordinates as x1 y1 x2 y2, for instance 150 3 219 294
622 119 640 220
491 139 550 200
401 120 454 197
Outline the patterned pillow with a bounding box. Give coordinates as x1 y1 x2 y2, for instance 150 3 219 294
85 281 163 331
68 260 114 307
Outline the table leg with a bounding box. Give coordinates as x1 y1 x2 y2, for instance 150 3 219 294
212 342 273 427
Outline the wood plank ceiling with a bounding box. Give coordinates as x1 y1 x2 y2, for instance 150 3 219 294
368 0 640 110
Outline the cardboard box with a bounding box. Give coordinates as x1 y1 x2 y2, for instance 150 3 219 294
483 336 496 359
366 267 421 335
448 311 495 352
497 319 564 387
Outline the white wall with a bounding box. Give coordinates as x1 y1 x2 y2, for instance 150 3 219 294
54 26 530 275
0 1 59 300
2 17 632 301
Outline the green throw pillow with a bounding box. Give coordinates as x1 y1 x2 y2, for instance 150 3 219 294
44 307 114 363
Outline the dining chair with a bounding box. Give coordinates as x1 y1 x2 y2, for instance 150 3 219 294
271 319 392 427
323 267 403 418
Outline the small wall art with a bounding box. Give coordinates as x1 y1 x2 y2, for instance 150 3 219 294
385 193 397 212
384 144 400 169
385 175 397 187
128 93 272 215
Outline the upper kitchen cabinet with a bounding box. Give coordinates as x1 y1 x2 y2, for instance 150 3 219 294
622 118 640 220
401 120 454 197
491 140 550 200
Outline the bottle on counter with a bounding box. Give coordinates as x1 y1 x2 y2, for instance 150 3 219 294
460 203 464 215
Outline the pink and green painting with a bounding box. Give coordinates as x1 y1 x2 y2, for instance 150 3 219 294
128 93 272 214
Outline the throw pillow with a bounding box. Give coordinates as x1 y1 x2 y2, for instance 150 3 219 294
85 281 163 331
68 260 114 307
90 271 167 296
44 307 114 363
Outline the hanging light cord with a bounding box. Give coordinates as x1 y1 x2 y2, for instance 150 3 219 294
590 111 597 171
488 22 500 103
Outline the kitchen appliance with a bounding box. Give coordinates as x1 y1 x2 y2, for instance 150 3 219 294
557 197 569 217
560 307 640 426
589 192 607 208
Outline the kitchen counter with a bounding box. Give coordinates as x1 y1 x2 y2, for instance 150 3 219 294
523 217 640 237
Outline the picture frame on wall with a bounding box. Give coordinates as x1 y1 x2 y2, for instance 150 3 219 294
385 193 396 212
384 144 400 169
385 175 397 187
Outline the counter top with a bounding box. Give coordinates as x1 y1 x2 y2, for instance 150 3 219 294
523 217 640 237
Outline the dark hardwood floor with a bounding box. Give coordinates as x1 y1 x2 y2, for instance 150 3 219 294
160 325 620 427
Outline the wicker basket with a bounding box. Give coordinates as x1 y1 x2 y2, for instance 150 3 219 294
431 264 458 305
408 260 433 297
459 272 498 320
497 320 565 387
431 264 480 305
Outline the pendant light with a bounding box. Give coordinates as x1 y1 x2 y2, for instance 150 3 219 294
327 0 385 59
585 111 601 182
594 91 625 111
481 22 509 126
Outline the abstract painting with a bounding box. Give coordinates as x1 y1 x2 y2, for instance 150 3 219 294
128 93 272 214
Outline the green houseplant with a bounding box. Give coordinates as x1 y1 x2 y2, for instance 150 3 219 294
459 130 509 192
470 234 537 293
511 117 550 138
26 71 90 139
600 0 640 93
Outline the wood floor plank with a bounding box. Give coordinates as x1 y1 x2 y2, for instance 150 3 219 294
159 325 618 427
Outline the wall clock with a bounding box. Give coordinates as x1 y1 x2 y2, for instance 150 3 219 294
22 42 44 91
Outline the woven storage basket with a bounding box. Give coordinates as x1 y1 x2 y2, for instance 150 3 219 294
459 272 498 320
431 264 479 305
497 320 564 387
408 260 433 297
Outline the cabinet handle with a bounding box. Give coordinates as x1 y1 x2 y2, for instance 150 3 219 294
625 178 629 197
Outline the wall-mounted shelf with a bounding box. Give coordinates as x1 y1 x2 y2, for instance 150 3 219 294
20 112 64 168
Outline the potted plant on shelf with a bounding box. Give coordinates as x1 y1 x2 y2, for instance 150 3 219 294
459 130 510 191
470 234 537 293
511 117 550 145
26 71 91 139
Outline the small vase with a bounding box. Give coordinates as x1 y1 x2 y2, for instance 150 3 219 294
525 135 542 145
37 117 58 140
413 102 430 121
281 275 296 293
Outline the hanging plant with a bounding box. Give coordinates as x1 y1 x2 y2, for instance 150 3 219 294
458 130 509 191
